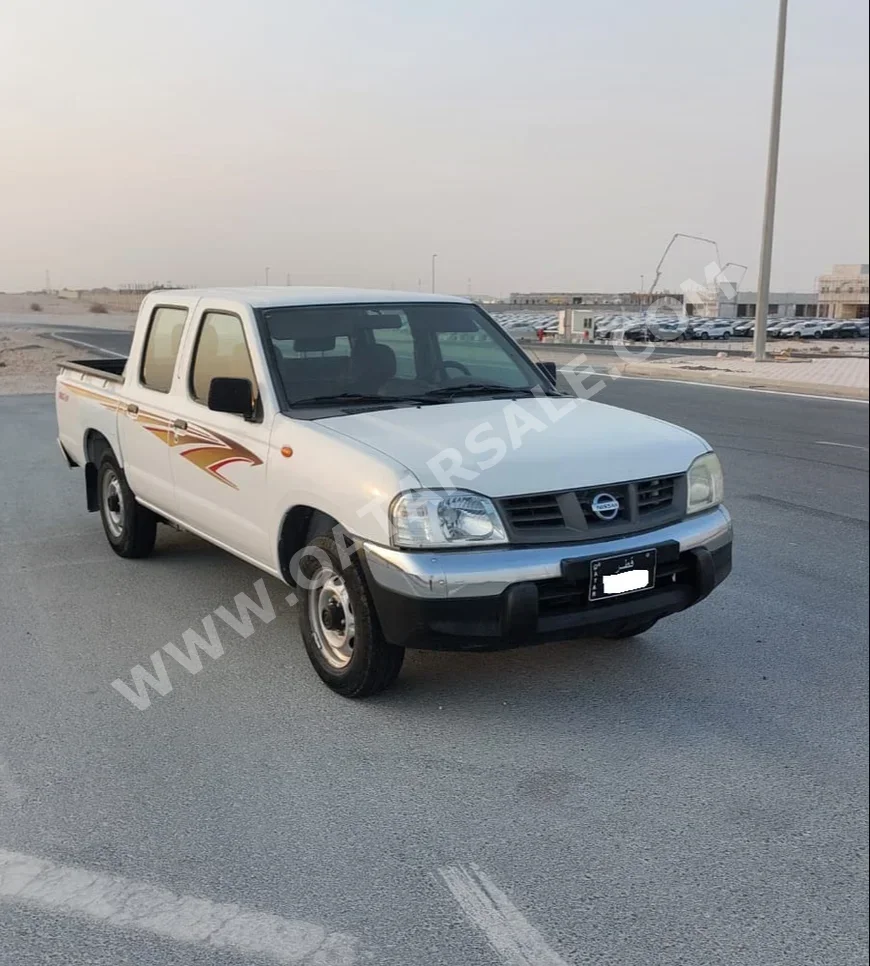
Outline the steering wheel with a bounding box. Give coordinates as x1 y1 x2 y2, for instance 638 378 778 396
432 360 472 383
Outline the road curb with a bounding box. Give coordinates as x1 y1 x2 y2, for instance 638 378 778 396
605 361 870 399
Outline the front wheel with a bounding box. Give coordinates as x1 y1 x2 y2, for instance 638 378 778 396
298 535 404 698
98 452 157 558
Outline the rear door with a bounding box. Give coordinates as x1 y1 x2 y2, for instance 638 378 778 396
117 303 190 515
168 303 275 569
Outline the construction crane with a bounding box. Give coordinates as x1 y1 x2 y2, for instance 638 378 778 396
647 233 722 296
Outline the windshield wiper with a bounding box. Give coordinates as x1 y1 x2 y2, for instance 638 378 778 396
423 383 547 399
291 391 438 407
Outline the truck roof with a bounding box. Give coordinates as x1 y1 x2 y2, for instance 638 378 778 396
152 287 471 309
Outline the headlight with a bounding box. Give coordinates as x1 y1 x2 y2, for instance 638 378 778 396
686 452 724 514
390 490 508 548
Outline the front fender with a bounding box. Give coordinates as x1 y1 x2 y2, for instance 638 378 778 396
268 417 419 552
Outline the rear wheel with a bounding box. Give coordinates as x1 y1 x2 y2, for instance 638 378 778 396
98 452 157 558
298 535 404 698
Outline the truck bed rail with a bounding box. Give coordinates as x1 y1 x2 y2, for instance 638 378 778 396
58 358 126 383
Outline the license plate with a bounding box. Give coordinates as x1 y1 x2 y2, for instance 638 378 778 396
588 549 657 600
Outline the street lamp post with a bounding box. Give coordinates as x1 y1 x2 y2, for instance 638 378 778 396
431 254 438 294
753 0 789 362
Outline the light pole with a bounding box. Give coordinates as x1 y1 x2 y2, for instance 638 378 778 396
265 266 270 286
431 254 437 293
753 0 789 361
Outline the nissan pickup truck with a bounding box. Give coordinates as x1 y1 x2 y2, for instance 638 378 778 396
56 288 732 697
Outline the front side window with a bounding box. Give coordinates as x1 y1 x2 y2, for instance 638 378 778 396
262 302 549 406
190 312 257 403
141 306 187 392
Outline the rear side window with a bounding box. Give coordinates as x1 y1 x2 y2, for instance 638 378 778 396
141 307 187 392
190 312 258 403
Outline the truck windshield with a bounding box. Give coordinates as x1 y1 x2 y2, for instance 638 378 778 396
261 302 551 407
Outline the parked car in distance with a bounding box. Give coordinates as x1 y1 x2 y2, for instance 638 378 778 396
56 287 732 698
597 317 632 339
502 319 558 341
648 321 689 341
602 319 645 341
626 319 690 342
766 319 794 338
691 321 734 341
779 320 835 339
822 320 870 339
732 320 755 337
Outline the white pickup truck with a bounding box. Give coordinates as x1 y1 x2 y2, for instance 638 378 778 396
57 288 732 697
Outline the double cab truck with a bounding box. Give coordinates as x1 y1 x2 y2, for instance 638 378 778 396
56 288 732 697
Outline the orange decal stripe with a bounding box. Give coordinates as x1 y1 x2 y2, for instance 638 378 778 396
63 381 261 488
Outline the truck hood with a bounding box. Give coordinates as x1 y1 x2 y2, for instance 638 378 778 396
316 397 709 497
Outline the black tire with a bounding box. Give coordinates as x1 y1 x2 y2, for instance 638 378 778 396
298 535 404 698
97 451 157 558
813 330 822 338
598 617 659 640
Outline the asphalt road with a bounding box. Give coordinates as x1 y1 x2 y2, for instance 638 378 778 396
49 327 134 358
1 383 868 966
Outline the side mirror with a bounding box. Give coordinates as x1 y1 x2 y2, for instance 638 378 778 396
208 377 255 418
537 361 557 385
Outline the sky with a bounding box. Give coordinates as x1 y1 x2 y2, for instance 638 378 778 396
1 0 868 297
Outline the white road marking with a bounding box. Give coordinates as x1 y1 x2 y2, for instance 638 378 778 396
814 440 869 450
50 333 127 358
0 760 25 806
439 864 569 966
0 849 360 965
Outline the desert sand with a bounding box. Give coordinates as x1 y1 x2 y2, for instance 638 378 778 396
0 292 135 394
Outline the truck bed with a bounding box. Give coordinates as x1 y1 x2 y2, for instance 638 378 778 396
56 357 129 469
59 357 127 382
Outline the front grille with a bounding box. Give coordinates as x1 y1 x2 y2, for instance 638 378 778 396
501 494 564 530
636 476 677 514
497 473 684 542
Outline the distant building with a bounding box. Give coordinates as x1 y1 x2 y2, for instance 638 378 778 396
816 264 869 319
683 291 818 319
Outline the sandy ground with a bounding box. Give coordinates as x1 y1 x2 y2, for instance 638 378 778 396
0 291 140 317
0 293 133 394
0 326 99 396
0 293 137 332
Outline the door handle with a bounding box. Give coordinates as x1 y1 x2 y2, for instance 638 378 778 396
126 403 139 414
172 419 188 431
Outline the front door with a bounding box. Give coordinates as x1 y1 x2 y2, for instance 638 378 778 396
168 308 274 568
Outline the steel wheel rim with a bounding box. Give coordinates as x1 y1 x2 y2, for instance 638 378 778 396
102 470 125 538
308 566 355 669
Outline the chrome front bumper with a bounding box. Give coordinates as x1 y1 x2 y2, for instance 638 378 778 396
363 506 732 600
